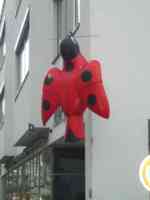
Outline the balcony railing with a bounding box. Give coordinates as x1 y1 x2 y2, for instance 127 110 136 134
2 148 85 200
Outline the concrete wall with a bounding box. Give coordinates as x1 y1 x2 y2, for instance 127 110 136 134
90 0 149 199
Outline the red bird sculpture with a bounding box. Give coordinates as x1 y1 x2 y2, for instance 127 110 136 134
41 37 110 142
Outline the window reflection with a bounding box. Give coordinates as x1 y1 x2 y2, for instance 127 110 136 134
20 37 29 84
15 9 30 92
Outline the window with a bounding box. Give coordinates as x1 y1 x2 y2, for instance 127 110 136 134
0 83 5 128
56 0 80 51
0 0 5 18
53 0 80 126
15 8 30 92
0 16 6 69
54 107 64 127
53 0 68 126
56 0 63 53
18 32 29 84
15 0 23 17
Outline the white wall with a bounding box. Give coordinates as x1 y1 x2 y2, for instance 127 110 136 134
1 0 91 154
90 0 150 199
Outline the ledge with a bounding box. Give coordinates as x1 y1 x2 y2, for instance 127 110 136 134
15 123 51 147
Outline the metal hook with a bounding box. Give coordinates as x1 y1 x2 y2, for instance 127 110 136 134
51 22 80 65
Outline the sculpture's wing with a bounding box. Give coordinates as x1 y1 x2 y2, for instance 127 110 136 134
41 67 61 125
78 60 110 118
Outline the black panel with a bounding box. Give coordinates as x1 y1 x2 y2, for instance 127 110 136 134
53 146 85 200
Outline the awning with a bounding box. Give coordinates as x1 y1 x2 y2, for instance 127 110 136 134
15 124 51 147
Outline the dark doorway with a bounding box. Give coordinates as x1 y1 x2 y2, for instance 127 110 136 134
53 145 85 200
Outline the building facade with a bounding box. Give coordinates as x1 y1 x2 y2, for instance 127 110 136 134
0 0 149 200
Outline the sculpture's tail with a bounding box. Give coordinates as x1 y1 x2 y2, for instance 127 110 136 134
65 115 85 141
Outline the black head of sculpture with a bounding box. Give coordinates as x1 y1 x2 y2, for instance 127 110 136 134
60 36 80 61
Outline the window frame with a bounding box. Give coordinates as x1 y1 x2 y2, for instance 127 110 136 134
14 8 30 100
15 0 23 18
14 8 30 52
0 16 6 70
0 82 5 129
0 15 5 42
